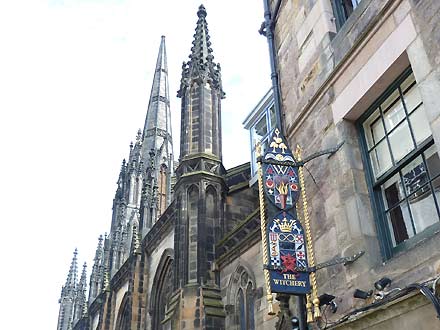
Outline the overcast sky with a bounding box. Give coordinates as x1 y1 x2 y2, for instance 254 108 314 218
0 0 270 328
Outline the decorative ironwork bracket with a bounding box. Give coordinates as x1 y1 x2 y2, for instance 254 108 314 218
312 250 364 272
300 141 344 165
257 141 345 167
263 251 364 273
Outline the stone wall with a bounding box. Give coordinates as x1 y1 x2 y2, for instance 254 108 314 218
270 0 440 327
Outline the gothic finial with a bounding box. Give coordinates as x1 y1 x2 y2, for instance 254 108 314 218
73 261 87 322
136 129 142 142
80 262 87 282
67 249 78 290
197 4 207 18
188 4 213 66
178 4 224 98
60 248 79 309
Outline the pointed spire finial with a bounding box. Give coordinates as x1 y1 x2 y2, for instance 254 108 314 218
197 4 207 18
60 248 79 304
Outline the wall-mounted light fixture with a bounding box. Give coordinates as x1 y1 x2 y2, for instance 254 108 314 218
353 289 373 300
374 277 392 291
318 293 337 313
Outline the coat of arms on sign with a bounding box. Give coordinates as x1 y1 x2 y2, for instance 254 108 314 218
263 128 300 210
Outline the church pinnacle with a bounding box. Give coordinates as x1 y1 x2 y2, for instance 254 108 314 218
57 249 79 330
177 4 224 161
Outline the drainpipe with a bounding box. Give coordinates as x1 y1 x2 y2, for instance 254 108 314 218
260 0 284 134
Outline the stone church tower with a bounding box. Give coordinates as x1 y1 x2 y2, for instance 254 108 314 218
171 3 226 328
57 5 260 330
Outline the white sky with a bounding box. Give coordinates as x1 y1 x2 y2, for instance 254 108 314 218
0 0 270 328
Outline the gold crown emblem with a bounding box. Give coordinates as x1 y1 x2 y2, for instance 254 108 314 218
275 217 294 232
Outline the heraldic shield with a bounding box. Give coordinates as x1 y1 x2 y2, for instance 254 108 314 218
263 128 300 210
268 211 311 295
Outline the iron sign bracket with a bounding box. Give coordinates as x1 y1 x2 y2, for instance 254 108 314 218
257 141 345 167
264 251 364 273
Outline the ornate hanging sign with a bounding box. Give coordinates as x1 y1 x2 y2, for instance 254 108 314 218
258 128 310 297
267 211 311 295
263 128 300 210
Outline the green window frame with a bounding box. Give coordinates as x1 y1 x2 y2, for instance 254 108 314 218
357 67 440 259
331 0 362 30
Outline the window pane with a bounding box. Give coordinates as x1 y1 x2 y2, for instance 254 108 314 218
409 106 431 145
363 108 384 149
432 177 440 208
400 72 416 95
246 283 255 330
251 139 269 175
383 96 405 132
241 272 248 287
389 120 414 162
403 84 422 113
401 155 428 196
369 139 392 177
382 173 405 209
254 115 267 137
238 289 246 330
408 185 439 233
425 144 440 178
269 104 277 131
341 0 355 17
386 202 413 246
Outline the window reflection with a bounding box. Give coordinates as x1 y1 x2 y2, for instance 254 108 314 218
361 70 440 251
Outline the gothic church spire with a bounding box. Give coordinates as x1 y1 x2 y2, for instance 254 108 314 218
141 36 173 164
57 249 79 330
74 262 88 323
139 36 175 230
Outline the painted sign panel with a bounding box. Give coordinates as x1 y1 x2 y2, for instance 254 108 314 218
268 211 311 295
263 128 300 209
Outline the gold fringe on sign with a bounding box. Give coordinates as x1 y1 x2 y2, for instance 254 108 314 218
296 145 321 321
256 142 275 315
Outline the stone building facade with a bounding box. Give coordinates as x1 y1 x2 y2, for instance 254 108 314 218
259 0 440 329
57 1 440 330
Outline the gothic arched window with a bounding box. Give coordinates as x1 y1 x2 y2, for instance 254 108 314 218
150 250 174 330
237 289 245 330
115 293 131 330
232 269 256 330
